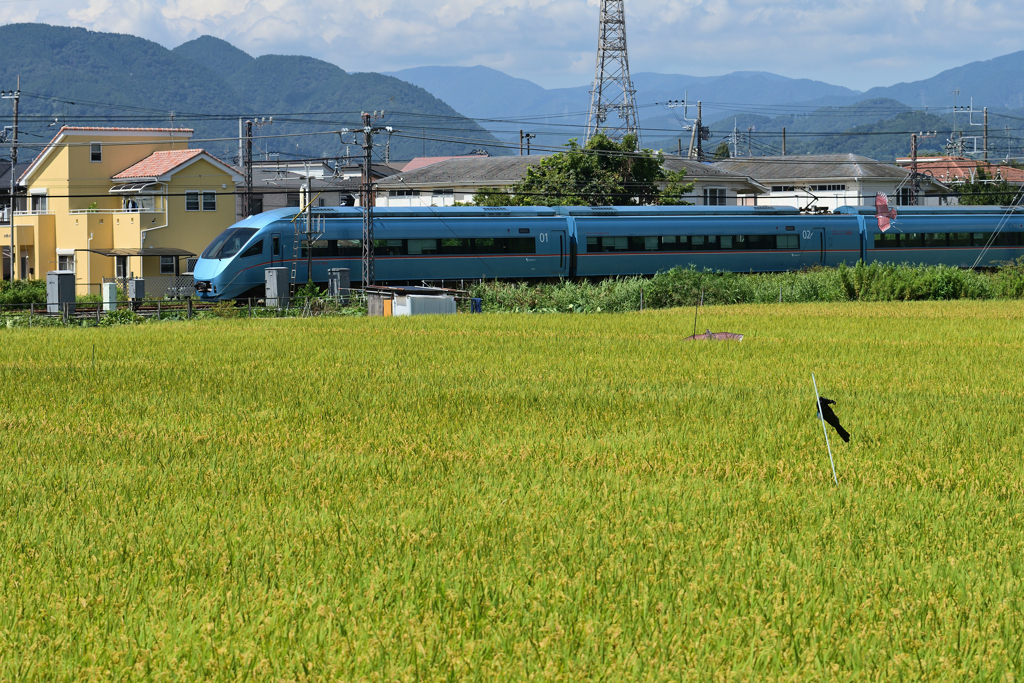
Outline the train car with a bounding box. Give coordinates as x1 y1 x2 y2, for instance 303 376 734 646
193 206 571 300
834 206 1024 267
556 205 863 277
194 204 1024 300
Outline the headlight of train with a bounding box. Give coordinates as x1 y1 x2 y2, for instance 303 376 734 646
195 280 212 293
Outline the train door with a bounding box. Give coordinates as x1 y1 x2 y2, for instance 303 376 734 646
802 227 825 266
270 233 281 266
551 229 567 275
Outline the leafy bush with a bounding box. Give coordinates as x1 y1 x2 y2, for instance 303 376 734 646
98 308 144 326
0 280 46 305
472 262 1024 313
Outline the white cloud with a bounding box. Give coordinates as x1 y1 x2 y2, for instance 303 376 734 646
3 0 1024 90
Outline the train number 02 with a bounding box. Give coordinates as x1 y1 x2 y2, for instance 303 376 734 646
539 233 549 243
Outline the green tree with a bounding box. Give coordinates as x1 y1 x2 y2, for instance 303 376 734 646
712 142 731 160
957 167 1022 206
473 133 691 207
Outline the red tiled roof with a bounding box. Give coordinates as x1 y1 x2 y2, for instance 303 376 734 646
113 149 206 179
895 156 1024 184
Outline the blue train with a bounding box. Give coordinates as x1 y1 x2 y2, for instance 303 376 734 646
193 205 1024 300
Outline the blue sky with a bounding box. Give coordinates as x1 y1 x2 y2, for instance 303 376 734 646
2 0 1022 91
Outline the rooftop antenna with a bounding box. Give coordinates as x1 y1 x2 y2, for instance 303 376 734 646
585 0 640 144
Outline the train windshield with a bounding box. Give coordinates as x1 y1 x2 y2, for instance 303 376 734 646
201 228 258 260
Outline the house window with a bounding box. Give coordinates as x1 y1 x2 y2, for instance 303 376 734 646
432 189 455 196
810 184 846 192
896 187 914 206
251 194 264 214
704 188 726 206
31 194 47 212
58 254 75 272
90 143 102 162
160 256 176 274
202 191 217 212
388 190 420 197
116 256 128 278
286 193 300 207
186 191 200 211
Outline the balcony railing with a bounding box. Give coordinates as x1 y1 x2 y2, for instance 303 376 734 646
13 210 55 216
68 207 165 215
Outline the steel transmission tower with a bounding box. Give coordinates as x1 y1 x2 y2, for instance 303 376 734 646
585 0 640 144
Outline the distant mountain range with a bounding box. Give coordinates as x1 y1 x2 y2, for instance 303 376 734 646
2 22 1023 165
390 53 1024 161
0 23 504 165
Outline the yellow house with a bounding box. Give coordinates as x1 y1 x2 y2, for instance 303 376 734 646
11 127 242 295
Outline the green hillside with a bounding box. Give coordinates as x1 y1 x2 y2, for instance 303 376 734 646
0 24 505 165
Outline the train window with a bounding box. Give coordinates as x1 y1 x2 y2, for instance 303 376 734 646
662 236 677 244
923 233 949 247
239 239 264 258
507 238 536 254
201 227 257 259
902 233 924 248
949 233 971 247
994 232 1021 246
627 236 659 251
720 235 733 249
440 238 469 253
972 233 986 246
875 233 898 248
372 239 405 256
691 236 705 247
272 235 280 257
408 239 439 255
338 239 360 256
745 235 774 250
586 237 598 251
776 235 799 250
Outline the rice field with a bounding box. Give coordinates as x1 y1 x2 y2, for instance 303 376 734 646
1 301 1023 680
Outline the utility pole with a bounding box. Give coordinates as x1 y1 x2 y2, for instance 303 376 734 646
524 133 536 155
782 127 787 156
984 107 989 164
695 102 706 161
732 119 739 158
2 77 19 281
359 112 394 288
585 0 640 143
747 127 753 157
910 131 937 206
242 120 254 217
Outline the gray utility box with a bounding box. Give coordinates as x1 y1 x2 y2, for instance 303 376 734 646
102 282 118 312
393 295 456 316
128 278 145 301
265 267 290 308
327 268 350 301
46 271 76 315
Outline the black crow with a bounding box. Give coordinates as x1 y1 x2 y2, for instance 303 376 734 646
817 397 850 443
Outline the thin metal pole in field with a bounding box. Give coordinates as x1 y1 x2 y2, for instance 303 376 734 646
812 373 839 485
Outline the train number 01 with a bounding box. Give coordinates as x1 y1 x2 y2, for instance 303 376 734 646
539 233 549 243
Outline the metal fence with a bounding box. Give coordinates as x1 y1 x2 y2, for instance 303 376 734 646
102 275 195 299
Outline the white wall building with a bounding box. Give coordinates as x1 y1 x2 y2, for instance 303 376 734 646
712 154 952 211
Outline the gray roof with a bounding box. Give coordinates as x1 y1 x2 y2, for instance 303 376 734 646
376 156 545 188
712 154 914 182
378 154 772 194
661 156 769 192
